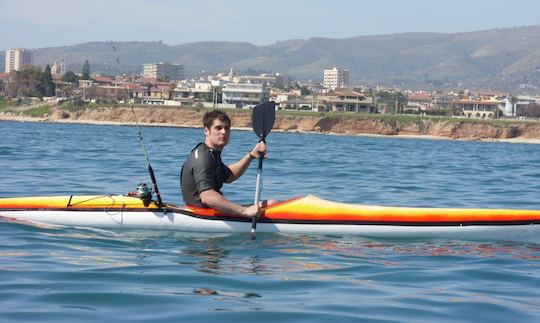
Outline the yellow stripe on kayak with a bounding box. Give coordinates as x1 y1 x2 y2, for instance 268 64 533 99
0 195 158 209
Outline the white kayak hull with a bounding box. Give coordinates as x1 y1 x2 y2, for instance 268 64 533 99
2 209 539 244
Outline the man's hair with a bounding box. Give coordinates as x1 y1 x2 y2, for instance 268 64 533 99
203 110 231 129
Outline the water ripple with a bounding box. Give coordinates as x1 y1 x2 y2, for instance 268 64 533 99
1 121 540 322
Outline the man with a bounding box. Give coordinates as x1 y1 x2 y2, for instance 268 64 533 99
180 110 267 218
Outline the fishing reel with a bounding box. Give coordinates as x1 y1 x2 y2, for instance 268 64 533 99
126 182 154 207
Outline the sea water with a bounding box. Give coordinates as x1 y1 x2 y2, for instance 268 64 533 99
1 120 539 322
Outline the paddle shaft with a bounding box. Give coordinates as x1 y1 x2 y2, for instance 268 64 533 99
250 102 276 234
251 149 264 233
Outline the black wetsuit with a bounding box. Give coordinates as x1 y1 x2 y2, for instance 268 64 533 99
180 143 232 207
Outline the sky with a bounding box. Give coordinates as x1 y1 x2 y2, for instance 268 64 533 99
1 0 540 50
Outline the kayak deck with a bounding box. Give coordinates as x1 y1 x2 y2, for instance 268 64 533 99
1 194 540 226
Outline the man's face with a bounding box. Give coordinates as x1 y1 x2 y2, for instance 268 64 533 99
204 118 230 150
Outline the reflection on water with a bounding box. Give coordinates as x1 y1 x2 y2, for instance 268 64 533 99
4 222 539 276
2 224 540 322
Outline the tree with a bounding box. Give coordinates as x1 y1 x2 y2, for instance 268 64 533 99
300 86 311 96
82 60 90 80
516 103 540 121
62 71 79 83
376 90 406 114
508 95 519 117
528 103 540 121
42 64 56 97
5 66 45 98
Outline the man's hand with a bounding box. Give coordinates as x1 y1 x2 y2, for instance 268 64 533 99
250 141 267 159
201 189 259 218
242 204 260 218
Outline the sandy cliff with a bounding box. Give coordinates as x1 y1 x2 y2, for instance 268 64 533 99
2 106 540 142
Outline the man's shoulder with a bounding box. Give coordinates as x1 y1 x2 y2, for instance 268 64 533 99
193 142 209 156
185 143 211 167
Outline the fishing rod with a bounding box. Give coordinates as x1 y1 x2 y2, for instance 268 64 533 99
112 43 164 209
131 106 164 209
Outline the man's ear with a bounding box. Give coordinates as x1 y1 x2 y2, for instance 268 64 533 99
203 127 209 136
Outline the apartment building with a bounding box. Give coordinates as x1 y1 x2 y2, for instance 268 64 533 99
323 67 349 90
4 49 32 73
141 62 185 80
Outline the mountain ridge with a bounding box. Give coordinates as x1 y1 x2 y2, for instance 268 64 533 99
2 25 540 91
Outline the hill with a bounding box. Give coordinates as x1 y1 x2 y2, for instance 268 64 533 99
2 26 540 91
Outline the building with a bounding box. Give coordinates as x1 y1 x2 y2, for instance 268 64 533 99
277 94 314 111
51 61 63 76
141 62 185 80
221 83 269 108
317 89 373 113
405 92 433 112
323 67 349 90
506 95 540 117
455 97 500 119
233 74 276 86
4 49 32 73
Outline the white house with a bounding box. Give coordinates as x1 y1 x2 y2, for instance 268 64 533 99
221 83 269 108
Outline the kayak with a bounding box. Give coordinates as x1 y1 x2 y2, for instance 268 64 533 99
1 194 539 243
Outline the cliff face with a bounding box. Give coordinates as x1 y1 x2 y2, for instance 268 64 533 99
5 106 540 141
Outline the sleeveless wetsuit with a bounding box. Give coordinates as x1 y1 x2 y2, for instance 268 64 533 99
180 143 232 207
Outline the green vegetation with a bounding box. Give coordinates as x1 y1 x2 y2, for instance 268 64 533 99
4 67 44 98
235 108 534 127
58 99 88 111
57 99 116 111
81 60 90 80
291 110 532 127
61 71 79 83
42 65 56 97
0 99 9 110
276 110 320 117
0 98 38 111
22 105 53 117
2 66 55 99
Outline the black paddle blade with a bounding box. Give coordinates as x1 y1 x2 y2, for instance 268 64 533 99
252 101 276 140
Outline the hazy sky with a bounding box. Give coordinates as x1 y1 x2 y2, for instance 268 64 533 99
1 0 539 50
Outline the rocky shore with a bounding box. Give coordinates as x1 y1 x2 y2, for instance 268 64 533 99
2 106 540 143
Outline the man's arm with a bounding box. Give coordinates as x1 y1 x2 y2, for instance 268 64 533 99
226 142 266 183
199 189 259 218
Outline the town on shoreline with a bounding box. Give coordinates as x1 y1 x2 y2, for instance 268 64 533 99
2 48 540 143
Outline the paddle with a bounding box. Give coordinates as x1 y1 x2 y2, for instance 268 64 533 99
251 101 276 234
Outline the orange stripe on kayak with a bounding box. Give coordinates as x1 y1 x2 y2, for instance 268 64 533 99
264 196 540 223
2 195 540 223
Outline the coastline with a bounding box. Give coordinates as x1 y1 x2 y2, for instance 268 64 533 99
2 107 540 144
